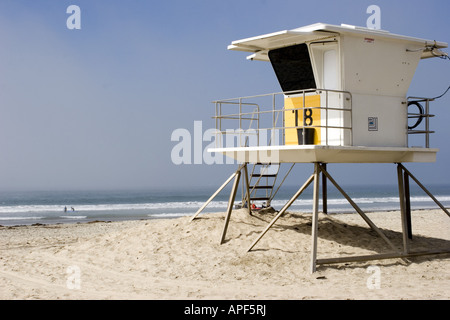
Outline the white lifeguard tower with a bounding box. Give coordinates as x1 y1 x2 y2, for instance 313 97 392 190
192 23 450 272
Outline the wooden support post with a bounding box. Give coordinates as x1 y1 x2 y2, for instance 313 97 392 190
191 164 244 221
315 163 450 268
243 163 252 215
310 163 321 273
319 164 399 254
404 170 413 240
399 163 450 218
397 164 410 254
322 163 328 214
220 169 241 244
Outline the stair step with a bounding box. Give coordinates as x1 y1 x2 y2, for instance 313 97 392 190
250 174 277 178
249 185 273 189
250 197 270 201
255 162 280 165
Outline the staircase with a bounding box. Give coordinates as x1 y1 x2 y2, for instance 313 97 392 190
245 163 280 207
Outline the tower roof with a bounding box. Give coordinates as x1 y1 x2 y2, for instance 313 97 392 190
228 23 448 61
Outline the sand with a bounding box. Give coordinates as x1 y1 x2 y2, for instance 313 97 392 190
0 208 449 300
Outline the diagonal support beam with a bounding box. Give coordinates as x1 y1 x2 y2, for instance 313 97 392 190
191 164 245 221
318 164 400 254
247 172 315 252
398 163 450 218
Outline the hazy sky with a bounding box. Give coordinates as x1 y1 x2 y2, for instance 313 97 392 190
0 0 449 191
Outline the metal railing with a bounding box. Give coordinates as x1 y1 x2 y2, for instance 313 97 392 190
212 89 353 148
407 96 436 148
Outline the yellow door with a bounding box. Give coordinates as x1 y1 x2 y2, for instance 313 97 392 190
284 94 321 145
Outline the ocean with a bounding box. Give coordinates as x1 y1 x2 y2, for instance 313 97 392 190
0 184 449 226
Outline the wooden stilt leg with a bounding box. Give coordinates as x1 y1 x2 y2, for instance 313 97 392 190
319 164 399 254
310 163 320 273
399 163 450 218
322 163 328 214
220 169 241 244
397 164 410 254
404 170 413 240
191 171 238 221
243 164 252 216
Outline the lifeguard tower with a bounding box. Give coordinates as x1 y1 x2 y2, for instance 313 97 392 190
192 23 450 272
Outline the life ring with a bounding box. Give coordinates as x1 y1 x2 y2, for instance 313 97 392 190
407 101 424 130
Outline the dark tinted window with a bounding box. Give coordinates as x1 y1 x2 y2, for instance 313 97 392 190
268 44 316 92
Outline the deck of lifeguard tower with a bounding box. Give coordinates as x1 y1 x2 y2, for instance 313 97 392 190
192 23 450 273
210 23 448 163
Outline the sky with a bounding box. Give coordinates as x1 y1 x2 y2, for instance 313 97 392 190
0 0 449 191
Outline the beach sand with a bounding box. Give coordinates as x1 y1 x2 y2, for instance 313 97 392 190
0 208 449 300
